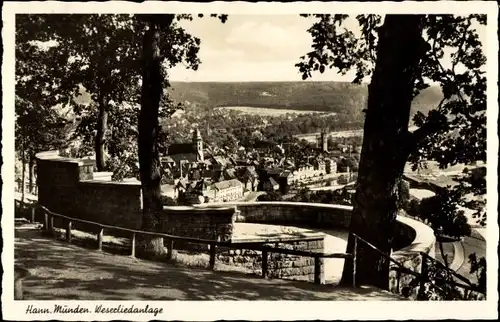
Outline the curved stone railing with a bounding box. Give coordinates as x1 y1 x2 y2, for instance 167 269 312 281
198 201 436 292
199 201 352 229
198 201 435 252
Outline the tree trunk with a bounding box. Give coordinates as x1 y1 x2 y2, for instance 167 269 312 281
21 150 26 203
95 95 108 171
28 156 35 194
137 17 174 257
340 15 428 290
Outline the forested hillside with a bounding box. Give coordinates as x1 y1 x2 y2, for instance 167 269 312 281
168 81 443 119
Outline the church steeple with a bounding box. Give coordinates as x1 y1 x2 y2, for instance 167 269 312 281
192 128 204 162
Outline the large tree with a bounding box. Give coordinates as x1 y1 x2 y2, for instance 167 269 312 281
297 14 486 289
16 14 145 171
136 14 227 256
15 19 75 195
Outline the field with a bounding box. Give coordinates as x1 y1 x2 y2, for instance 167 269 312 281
295 125 421 142
215 106 337 116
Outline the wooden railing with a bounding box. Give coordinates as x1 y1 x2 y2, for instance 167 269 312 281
19 201 356 286
419 252 485 298
15 200 484 298
353 232 485 299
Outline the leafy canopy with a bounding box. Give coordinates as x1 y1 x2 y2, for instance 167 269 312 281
297 14 487 219
16 14 227 179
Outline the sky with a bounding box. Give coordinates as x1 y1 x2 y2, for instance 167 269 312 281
169 15 361 82
168 14 487 83
30 14 487 83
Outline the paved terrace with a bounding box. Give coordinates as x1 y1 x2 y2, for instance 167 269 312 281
15 224 403 301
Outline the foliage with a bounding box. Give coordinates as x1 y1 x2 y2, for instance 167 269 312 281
337 175 349 185
289 188 352 206
16 14 205 178
298 13 487 295
297 13 486 172
257 191 283 202
15 17 75 165
409 190 471 238
468 253 486 293
15 96 71 163
397 179 411 210
337 156 359 172
161 195 178 206
403 255 486 301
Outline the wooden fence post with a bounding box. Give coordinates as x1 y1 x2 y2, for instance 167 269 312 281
314 255 322 284
131 233 136 258
352 234 358 288
48 214 54 236
209 243 217 270
262 249 268 278
43 211 48 231
417 253 428 300
396 268 402 292
66 220 72 243
30 206 35 223
97 228 103 251
166 239 174 261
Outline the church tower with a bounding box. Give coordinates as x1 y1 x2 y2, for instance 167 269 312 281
192 128 204 162
320 128 329 152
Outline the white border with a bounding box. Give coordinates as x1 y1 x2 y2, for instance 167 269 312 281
2 1 499 321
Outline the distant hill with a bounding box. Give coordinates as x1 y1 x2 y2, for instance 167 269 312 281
168 81 443 120
73 81 443 124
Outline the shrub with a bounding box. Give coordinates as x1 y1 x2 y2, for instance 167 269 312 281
161 195 178 206
337 175 348 185
418 190 472 239
257 191 283 201
397 179 411 210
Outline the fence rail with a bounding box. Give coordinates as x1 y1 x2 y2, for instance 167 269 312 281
14 199 485 298
352 226 485 299
18 201 355 286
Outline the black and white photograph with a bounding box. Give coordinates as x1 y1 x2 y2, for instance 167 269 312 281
2 1 498 321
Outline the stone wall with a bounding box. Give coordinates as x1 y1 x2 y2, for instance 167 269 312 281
36 152 142 234
208 202 352 229
161 206 236 250
160 205 324 282
202 201 436 291
76 180 142 230
218 238 325 283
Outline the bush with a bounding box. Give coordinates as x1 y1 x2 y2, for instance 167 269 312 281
337 175 348 185
397 179 411 210
407 198 421 216
161 195 178 206
257 191 283 201
418 190 472 239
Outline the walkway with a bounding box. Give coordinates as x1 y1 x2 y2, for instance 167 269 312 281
15 224 403 301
